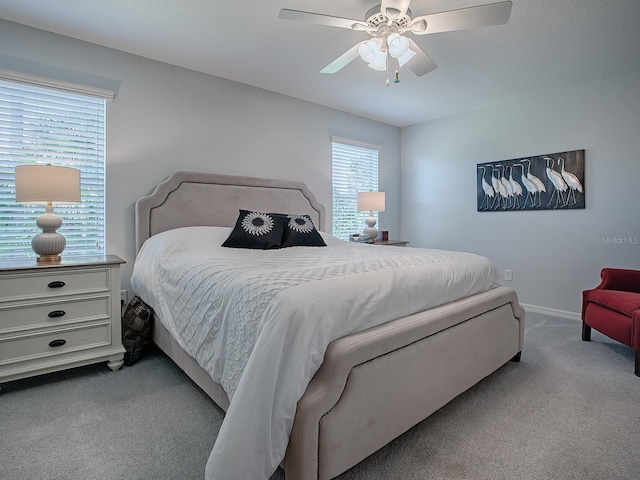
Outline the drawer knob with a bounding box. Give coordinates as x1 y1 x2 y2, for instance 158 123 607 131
48 310 66 318
48 339 67 348
47 281 66 289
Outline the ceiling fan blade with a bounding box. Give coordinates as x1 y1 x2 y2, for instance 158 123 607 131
406 39 438 76
320 42 366 74
381 0 412 19
410 0 512 35
278 9 367 30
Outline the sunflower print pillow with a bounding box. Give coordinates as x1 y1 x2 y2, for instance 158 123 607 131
222 210 286 249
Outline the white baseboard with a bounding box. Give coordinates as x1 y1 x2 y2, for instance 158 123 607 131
521 303 581 322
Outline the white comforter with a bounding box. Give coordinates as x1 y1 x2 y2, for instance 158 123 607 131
130 226 503 480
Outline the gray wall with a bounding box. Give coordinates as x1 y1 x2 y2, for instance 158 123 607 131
0 20 401 290
401 69 640 316
5 19 637 315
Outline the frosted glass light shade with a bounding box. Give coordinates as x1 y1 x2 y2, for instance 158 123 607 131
15 164 81 262
368 54 388 71
357 191 386 212
358 37 383 63
387 33 409 58
358 36 390 72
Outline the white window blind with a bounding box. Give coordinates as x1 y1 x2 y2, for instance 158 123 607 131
332 138 380 240
0 79 106 259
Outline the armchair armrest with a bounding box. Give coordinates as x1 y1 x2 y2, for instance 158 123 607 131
596 268 640 294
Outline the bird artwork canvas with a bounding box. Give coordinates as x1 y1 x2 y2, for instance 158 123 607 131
477 150 585 211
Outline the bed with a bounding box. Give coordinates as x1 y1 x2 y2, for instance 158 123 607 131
131 171 525 480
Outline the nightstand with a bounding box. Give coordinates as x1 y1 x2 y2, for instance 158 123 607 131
373 239 409 247
0 255 126 385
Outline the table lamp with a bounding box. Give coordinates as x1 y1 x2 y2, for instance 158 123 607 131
15 164 81 263
357 191 385 242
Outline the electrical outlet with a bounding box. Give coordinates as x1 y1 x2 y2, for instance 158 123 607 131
504 269 513 282
120 289 128 304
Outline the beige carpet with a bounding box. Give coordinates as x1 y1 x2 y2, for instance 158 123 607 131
1 312 638 480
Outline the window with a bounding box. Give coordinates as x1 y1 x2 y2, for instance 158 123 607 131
331 138 381 240
0 77 108 259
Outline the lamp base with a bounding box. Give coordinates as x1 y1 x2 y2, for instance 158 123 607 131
363 213 378 243
36 254 62 263
32 210 66 262
363 226 378 243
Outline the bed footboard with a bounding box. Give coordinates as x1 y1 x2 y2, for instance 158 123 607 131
285 286 524 480
151 287 523 480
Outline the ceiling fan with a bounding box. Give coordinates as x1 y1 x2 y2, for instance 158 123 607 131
278 0 512 83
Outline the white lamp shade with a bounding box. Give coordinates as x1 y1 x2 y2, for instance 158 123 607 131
357 191 386 212
14 164 81 262
15 165 81 204
387 33 410 58
358 37 383 63
368 53 388 71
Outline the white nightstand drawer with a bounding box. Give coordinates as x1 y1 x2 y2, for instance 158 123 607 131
0 296 111 332
0 322 111 364
0 268 110 302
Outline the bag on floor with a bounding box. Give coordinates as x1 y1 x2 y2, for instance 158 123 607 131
121 296 153 366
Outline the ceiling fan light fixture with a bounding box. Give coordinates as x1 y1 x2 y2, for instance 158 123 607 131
387 33 409 58
279 0 513 80
369 44 388 71
368 59 387 71
357 37 383 63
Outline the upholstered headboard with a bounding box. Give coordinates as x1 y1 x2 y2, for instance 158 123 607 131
135 171 326 253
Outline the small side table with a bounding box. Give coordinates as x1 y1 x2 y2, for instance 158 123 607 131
373 240 409 247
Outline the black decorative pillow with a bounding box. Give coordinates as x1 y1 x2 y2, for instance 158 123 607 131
222 210 286 249
273 213 326 248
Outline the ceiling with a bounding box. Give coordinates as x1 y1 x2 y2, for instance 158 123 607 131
1 0 639 127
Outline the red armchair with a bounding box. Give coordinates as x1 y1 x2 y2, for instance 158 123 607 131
582 268 640 376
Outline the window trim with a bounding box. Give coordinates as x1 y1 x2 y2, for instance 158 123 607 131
0 68 115 100
331 136 383 153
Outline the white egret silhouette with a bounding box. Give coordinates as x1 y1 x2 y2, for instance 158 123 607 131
507 165 523 208
521 158 546 207
558 157 583 206
493 164 513 209
497 164 514 208
478 165 494 210
544 156 568 208
495 173 508 210
488 164 501 209
488 164 508 209
514 163 537 208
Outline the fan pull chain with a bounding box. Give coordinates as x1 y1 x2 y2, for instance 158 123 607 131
386 54 390 86
385 59 401 86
